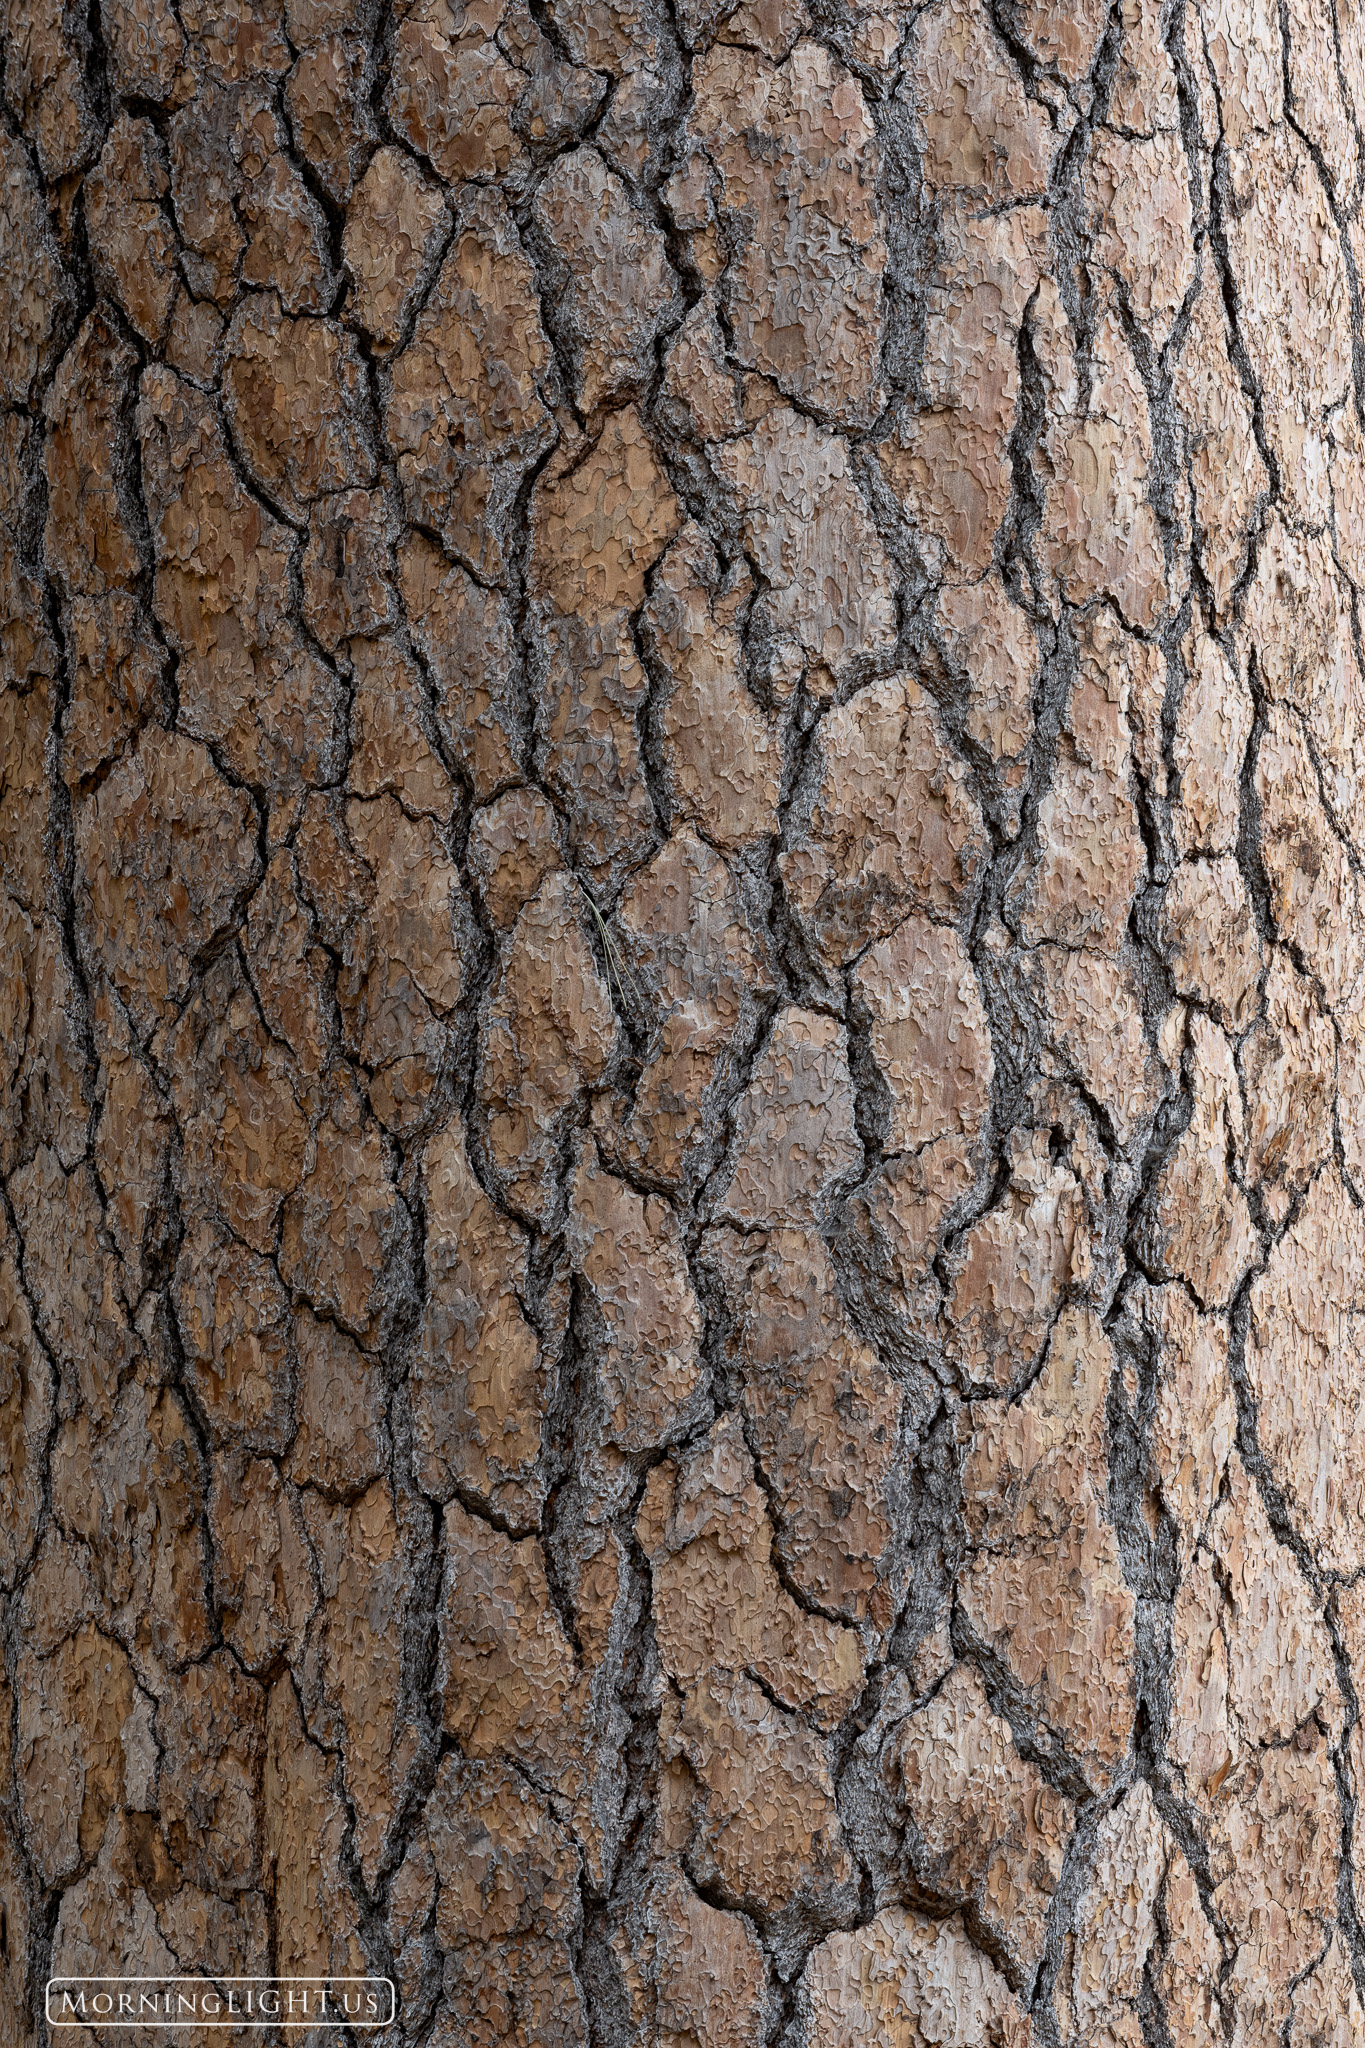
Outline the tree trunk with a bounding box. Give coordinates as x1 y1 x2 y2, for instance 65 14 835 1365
2 0 1362 2040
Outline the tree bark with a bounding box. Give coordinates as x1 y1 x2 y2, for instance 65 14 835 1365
2 0 1362 2041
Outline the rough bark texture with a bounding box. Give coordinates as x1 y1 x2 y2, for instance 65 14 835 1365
5 0 1365 2042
